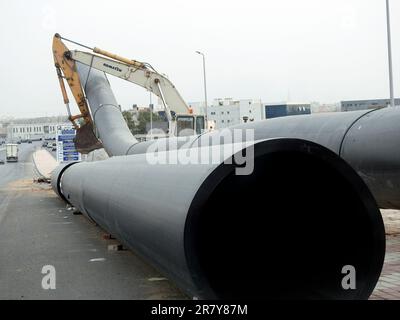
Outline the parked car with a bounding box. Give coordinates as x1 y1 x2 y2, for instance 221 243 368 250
0 160 5 165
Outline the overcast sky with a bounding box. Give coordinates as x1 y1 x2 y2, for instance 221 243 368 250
0 0 399 118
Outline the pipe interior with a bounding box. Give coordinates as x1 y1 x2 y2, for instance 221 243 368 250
188 150 380 299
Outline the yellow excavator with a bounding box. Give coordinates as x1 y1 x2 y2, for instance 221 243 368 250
52 33 206 153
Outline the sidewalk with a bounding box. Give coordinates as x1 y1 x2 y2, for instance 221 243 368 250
370 210 400 300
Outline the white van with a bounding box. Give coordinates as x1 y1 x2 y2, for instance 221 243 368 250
6 144 18 162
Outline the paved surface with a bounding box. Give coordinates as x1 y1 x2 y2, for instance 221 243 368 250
0 142 187 299
370 211 400 300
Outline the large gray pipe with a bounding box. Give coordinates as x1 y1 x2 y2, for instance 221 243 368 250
77 63 138 156
53 138 385 299
50 63 389 299
77 61 400 210
125 107 400 209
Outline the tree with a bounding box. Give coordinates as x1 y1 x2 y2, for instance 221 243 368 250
122 110 163 135
122 110 136 133
136 110 163 134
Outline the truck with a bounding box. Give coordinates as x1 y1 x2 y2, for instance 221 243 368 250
6 144 18 162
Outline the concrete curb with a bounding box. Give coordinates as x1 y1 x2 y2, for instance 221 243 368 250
32 149 58 180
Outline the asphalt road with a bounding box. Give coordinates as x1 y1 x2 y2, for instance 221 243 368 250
0 143 186 299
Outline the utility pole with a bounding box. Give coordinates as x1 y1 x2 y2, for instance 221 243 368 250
149 91 153 140
386 0 395 107
196 51 208 122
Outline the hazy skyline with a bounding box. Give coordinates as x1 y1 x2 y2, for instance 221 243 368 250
0 0 399 118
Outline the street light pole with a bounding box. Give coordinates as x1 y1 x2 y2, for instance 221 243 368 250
196 51 208 122
386 0 395 107
149 91 153 140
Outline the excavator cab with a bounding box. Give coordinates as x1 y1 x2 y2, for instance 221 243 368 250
176 115 205 137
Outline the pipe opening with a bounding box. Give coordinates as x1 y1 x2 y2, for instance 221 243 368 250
186 140 385 299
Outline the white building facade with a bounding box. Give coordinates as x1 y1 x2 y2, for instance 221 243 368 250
172 98 315 130
204 98 264 129
7 122 69 142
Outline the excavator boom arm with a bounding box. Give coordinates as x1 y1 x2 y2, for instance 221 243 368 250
69 50 190 115
52 34 92 125
52 33 201 150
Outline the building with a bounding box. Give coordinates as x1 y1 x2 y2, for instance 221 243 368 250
341 99 400 112
206 98 264 129
311 102 341 113
187 99 313 129
7 121 69 142
264 102 311 119
0 123 7 141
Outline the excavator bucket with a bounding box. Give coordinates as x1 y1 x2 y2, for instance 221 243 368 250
53 34 103 154
74 122 103 154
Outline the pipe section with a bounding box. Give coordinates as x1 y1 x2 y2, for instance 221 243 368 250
123 108 400 208
340 107 400 209
208 107 400 209
76 63 138 156
52 138 385 299
50 161 78 203
62 60 394 299
77 60 400 208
